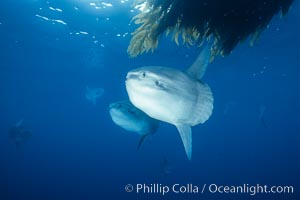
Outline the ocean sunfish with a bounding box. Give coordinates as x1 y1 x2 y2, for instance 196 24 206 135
86 86 104 105
160 157 172 177
109 100 159 150
125 45 213 160
9 119 32 148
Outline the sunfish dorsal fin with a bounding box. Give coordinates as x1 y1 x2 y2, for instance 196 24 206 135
176 124 192 160
186 45 211 80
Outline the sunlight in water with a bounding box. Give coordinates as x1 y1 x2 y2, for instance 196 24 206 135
73 0 132 10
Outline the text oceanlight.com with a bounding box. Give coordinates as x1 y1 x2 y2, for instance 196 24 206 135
124 183 294 196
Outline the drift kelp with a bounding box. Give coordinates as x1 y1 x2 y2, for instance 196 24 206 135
128 0 294 58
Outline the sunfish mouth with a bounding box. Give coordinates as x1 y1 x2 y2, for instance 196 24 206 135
126 71 140 81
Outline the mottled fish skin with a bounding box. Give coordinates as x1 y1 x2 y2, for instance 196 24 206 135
126 67 213 126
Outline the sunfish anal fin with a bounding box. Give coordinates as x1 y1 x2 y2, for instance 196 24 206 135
176 124 192 160
186 44 211 80
137 134 150 151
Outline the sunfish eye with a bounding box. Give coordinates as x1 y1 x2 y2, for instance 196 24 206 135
140 71 146 78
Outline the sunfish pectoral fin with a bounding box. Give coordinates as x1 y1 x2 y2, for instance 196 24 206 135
176 124 192 160
137 133 150 151
186 44 211 80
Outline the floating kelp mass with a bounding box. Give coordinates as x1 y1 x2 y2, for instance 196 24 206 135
128 0 294 58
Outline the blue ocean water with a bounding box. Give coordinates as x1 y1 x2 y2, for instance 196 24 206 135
0 0 299 200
